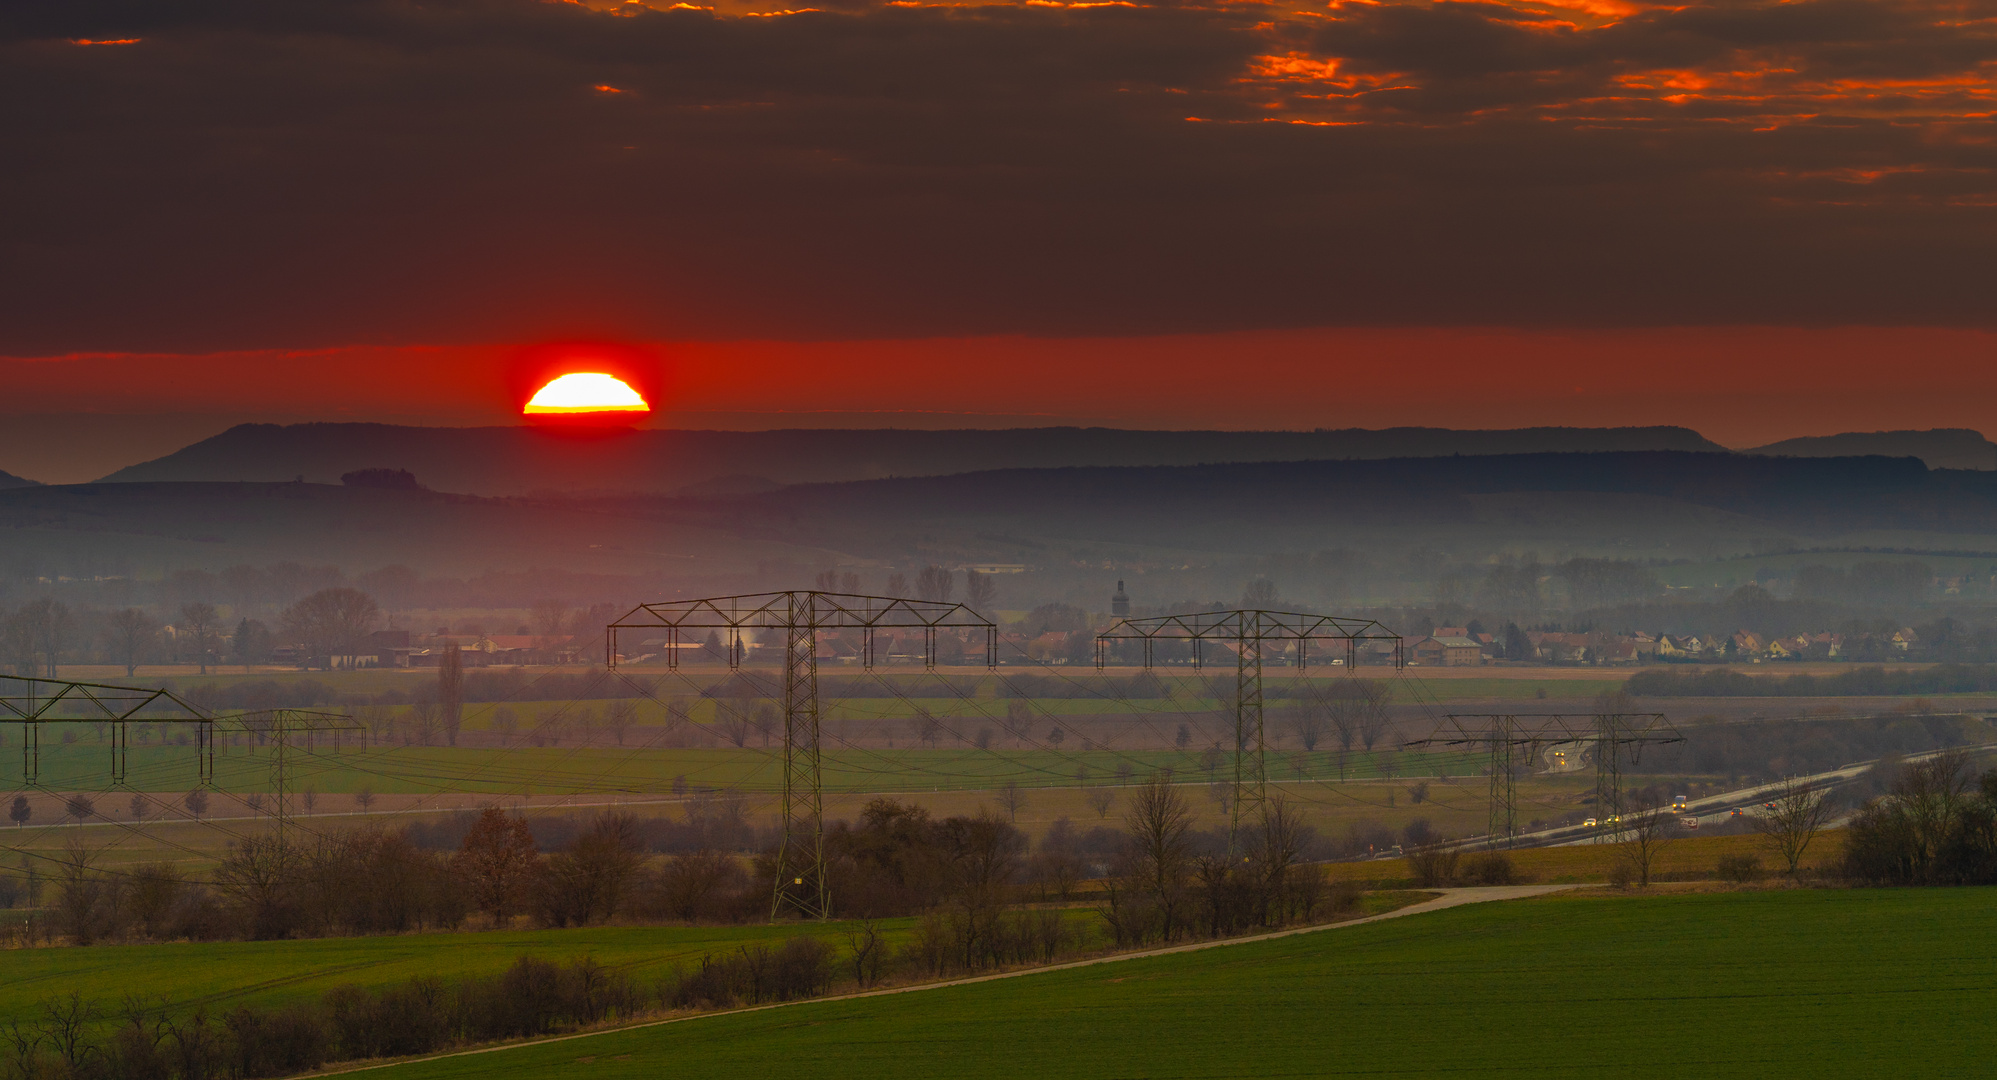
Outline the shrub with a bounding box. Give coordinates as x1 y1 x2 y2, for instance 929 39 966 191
1717 853 1764 883
1326 878 1364 914
769 936 833 1001
667 953 744 1011
496 956 570 1036
325 977 451 1059
108 1016 174 1080
1462 852 1521 886
1405 843 1460 888
225 1004 329 1078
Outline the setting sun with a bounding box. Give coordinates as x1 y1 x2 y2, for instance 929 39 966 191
523 372 650 415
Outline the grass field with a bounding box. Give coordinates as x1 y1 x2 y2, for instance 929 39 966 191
2 741 1485 796
0 898 1425 1031
0 920 908 1026
367 887 1997 1080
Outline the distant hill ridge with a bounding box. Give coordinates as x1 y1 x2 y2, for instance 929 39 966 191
0 468 41 490
1744 429 1996 471
19 449 1989 578
97 422 1726 497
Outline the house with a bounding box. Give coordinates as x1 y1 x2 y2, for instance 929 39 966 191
1587 640 1637 664
1412 636 1483 666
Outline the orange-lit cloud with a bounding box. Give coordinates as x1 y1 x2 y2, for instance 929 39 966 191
9 0 1997 354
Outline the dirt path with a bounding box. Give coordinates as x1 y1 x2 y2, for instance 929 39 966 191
319 884 1578 1077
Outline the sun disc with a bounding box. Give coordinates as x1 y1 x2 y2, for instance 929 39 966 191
523 372 650 414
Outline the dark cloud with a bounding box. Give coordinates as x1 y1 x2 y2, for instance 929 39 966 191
2 0 1996 353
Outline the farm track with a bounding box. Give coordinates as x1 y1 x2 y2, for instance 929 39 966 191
311 884 1575 1078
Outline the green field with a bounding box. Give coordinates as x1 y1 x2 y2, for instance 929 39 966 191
3 743 1481 796
372 888 1997 1080
0 920 906 1026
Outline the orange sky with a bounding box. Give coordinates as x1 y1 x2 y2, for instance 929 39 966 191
5 325 1997 483
8 0 1997 483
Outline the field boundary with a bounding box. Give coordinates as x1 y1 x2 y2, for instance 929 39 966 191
313 884 1576 1077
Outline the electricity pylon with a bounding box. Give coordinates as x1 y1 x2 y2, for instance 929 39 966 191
608 591 996 921
3 676 360 842
1404 712 1680 846
1094 610 1402 850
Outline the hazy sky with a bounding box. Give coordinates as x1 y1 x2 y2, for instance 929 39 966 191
6 0 1997 474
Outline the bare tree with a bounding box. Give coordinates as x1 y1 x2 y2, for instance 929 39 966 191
354 788 375 814
1880 749 1973 881
1241 578 1277 608
357 704 395 745
963 570 998 613
11 794 31 827
178 602 220 674
996 779 1026 823
16 598 73 677
717 703 752 748
753 703 780 748
885 572 908 598
845 919 888 988
105 608 156 676
1003 698 1033 746
529 598 573 647
183 789 208 821
1751 779 1836 875
1252 796 1309 925
279 587 380 666
907 707 943 748
64 794 95 826
213 833 302 939
129 793 146 821
408 701 439 746
1616 794 1672 887
606 699 638 746
453 806 539 920
1286 705 1328 751
1349 680 1394 752
1124 772 1194 939
915 565 954 604
1085 786 1116 819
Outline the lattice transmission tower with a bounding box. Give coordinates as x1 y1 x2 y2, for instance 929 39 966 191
3 675 360 842
607 591 995 921
1094 610 1402 849
1404 711 1680 846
